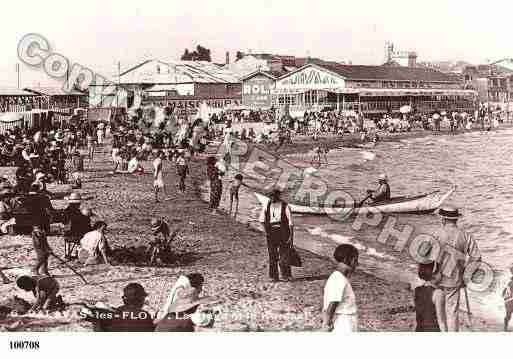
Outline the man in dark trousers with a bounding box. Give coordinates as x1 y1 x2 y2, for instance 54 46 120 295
259 188 293 282
25 184 54 233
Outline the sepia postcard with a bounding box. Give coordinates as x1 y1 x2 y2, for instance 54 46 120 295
0 0 512 357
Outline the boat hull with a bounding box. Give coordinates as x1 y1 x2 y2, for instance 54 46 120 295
254 186 455 216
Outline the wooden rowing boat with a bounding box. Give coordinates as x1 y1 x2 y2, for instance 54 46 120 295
254 185 455 215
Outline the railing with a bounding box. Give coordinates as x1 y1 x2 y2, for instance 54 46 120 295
283 100 475 114
286 102 360 112
0 103 76 113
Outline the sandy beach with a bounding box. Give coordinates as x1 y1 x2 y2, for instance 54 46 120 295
0 127 503 332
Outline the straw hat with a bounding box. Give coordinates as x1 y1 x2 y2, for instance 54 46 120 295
378 173 388 181
67 192 82 204
438 206 461 220
166 287 214 314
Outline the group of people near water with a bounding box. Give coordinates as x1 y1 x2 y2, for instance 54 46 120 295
3 105 513 334
257 176 486 332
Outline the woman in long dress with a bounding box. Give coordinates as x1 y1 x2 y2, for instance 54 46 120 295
206 156 223 213
153 151 166 203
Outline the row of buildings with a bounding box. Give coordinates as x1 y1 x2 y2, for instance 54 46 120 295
0 87 86 132
4 47 511 129
95 51 476 118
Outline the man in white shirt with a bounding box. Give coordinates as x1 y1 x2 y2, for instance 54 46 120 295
322 244 359 332
79 221 110 266
259 188 293 282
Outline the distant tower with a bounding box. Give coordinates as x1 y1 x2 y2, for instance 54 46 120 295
225 51 230 65
384 42 394 63
408 52 417 67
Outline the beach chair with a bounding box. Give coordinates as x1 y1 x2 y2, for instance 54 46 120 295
62 221 82 260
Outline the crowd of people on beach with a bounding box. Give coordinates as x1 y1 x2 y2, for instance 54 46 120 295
202 105 506 152
1 102 512 334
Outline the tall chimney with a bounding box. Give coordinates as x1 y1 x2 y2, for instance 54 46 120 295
408 52 417 67
225 51 230 65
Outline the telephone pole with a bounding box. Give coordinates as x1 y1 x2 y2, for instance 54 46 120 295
16 63 20 89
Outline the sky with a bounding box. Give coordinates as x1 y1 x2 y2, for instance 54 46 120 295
2 0 513 87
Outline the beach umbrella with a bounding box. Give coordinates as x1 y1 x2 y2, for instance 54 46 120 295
399 105 412 114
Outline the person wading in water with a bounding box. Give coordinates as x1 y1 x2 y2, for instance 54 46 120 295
259 188 293 282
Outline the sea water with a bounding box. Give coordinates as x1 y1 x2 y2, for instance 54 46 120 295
233 129 513 328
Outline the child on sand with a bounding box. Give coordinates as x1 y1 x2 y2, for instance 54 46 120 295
413 261 447 332
16 275 61 312
503 268 513 331
322 244 359 332
229 174 249 216
312 144 329 167
86 134 95 161
148 218 171 265
32 224 51 276
176 151 189 193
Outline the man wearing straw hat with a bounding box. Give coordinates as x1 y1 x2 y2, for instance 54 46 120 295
155 282 216 332
435 206 481 331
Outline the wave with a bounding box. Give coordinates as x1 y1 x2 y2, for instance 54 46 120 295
306 226 396 261
360 151 376 161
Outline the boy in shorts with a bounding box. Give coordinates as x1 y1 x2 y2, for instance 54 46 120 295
229 174 248 217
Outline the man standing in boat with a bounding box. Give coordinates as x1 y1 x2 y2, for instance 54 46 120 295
367 174 391 203
435 206 481 332
259 188 293 282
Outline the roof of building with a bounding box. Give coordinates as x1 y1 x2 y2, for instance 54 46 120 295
316 63 460 83
24 87 85 96
241 70 278 81
118 59 240 84
0 88 36 96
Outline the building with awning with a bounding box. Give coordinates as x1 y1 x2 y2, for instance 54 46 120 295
272 63 476 116
102 59 242 114
0 88 74 133
24 87 87 109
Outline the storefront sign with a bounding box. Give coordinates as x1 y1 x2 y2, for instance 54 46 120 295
276 66 345 91
242 75 274 108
